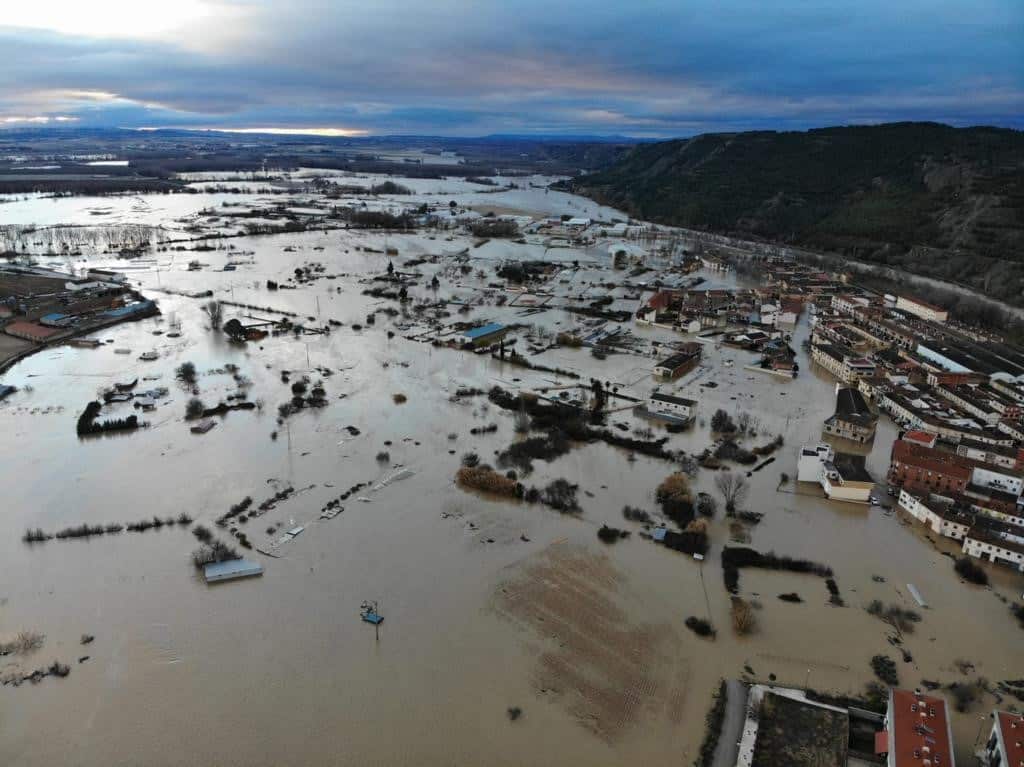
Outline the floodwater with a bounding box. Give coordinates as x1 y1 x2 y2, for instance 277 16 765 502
1 179 1021 766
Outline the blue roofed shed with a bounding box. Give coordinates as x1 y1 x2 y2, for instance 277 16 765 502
462 322 508 347
40 312 73 327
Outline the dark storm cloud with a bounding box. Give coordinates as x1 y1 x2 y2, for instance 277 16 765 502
0 0 1021 135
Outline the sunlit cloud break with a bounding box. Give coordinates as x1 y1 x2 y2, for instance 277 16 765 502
0 0 1021 135
180 126 371 138
2 115 78 124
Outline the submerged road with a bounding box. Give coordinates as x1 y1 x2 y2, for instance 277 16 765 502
710 679 749 767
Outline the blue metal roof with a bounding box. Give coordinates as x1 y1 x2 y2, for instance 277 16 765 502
103 300 155 319
40 312 69 322
463 323 504 339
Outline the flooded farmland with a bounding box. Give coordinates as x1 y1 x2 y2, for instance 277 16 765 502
1 176 1021 767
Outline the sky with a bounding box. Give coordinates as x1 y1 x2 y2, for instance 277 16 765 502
0 0 1021 138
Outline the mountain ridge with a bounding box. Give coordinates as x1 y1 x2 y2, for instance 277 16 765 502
567 122 1024 304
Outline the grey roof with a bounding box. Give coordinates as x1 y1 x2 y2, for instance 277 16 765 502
651 392 696 407
830 452 873 483
204 559 263 583
832 387 877 428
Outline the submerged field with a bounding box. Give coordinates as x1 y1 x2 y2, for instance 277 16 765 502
0 175 1021 766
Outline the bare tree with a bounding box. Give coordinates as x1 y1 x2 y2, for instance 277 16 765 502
204 300 224 330
715 471 749 515
736 411 752 435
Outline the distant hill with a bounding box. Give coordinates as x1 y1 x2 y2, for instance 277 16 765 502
568 122 1024 305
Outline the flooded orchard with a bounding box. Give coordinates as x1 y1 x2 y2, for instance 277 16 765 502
1 176 1020 766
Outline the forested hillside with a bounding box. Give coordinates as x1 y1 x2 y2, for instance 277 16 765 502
569 123 1024 304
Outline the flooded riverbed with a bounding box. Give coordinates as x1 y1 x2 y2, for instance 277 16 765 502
1 180 1021 766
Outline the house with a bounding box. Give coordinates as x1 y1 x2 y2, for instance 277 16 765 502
889 439 973 495
798 444 835 482
4 321 61 343
811 343 876 383
895 294 948 323
962 529 1024 572
653 343 701 379
798 443 873 502
462 323 508 347
982 711 1024 767
820 452 874 503
824 386 878 443
877 688 955 767
39 312 74 328
86 268 127 283
896 491 972 540
645 392 696 423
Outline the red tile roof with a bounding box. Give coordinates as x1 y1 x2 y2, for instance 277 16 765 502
891 440 973 482
997 711 1024 767
3 321 60 340
888 689 954 767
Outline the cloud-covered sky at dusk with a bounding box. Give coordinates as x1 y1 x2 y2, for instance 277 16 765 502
1 0 1021 137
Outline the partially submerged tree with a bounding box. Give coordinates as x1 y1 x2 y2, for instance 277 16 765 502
176 361 197 385
203 300 223 330
715 471 749 515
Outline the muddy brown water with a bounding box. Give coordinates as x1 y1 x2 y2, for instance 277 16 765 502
1 187 1021 766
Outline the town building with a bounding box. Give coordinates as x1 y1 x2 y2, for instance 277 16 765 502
895 295 949 323
811 343 876 383
461 323 508 347
878 688 955 767
3 321 61 343
824 386 878 443
645 392 696 423
653 343 701 379
982 711 1024 767
896 490 972 540
86 268 127 283
962 529 1024 572
798 443 874 503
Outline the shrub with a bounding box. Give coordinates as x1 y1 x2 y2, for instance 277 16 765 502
456 466 520 497
541 479 580 513
461 451 480 468
597 525 630 543
376 451 390 463
192 524 214 543
870 655 899 686
685 616 716 638
191 540 240 569
392 393 407 404
496 431 571 473
710 409 736 433
186 397 206 419
955 556 988 585
721 547 833 593
778 592 803 603
696 493 718 518
695 681 728 767
176 361 197 384
656 472 694 525
622 505 652 524
731 598 756 635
